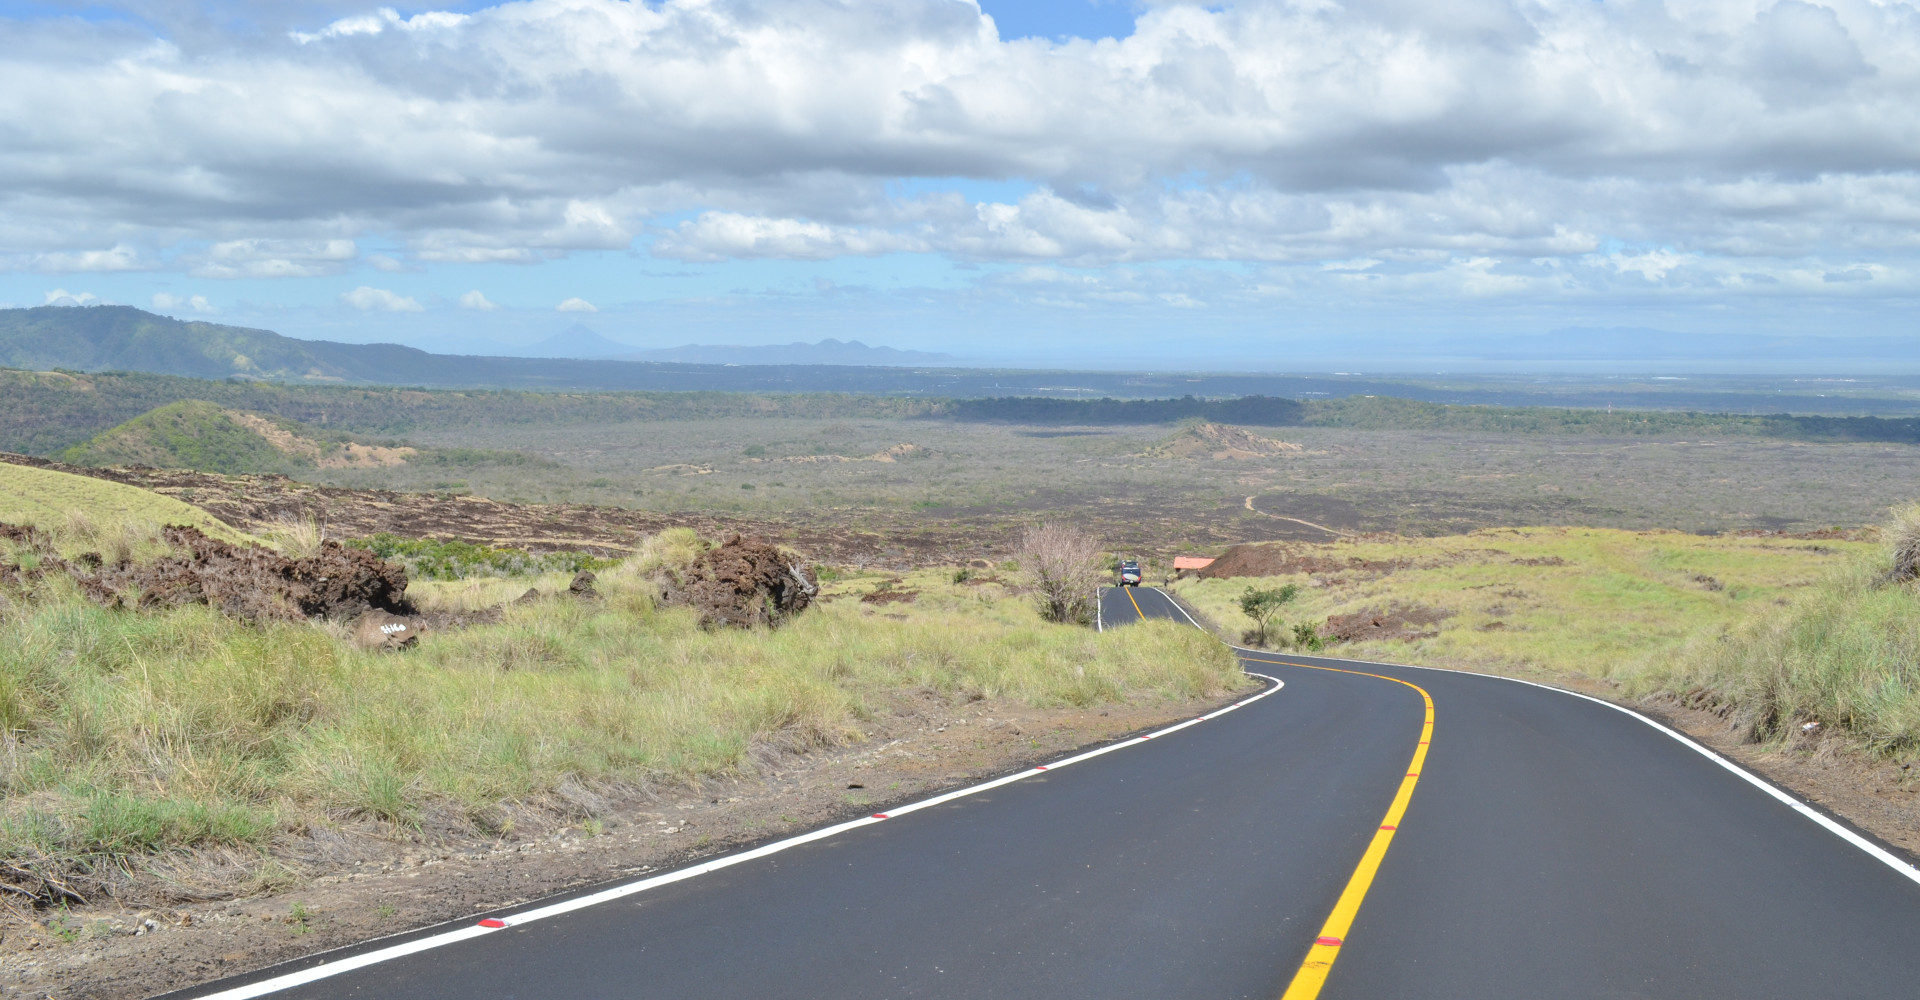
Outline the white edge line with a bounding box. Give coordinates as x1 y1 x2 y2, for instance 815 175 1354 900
1148 583 1920 887
1245 646 1920 889
187 664 1284 1000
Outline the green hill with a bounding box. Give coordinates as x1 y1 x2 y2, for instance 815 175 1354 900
0 460 249 544
60 400 415 475
0 305 367 380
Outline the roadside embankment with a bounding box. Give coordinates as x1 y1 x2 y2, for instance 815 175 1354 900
0 486 1242 998
1634 507 1920 755
1169 526 1869 681
1168 519 1920 865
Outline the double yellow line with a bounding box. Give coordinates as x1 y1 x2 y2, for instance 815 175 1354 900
1238 654 1436 1000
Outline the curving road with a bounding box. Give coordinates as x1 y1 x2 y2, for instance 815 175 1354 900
175 588 1920 1000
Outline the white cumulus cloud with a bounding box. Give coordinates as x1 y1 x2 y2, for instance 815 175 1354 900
556 297 597 313
151 292 215 313
32 244 147 273
342 285 424 311
42 288 99 306
193 240 358 279
458 289 498 310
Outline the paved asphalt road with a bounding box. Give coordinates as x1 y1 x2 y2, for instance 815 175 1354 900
179 587 1920 1000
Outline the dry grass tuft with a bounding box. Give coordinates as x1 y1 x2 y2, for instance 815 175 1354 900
1883 502 1920 584
264 514 327 560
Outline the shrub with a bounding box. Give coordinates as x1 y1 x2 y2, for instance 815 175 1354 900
1019 523 1102 625
1237 584 1300 647
1291 622 1324 651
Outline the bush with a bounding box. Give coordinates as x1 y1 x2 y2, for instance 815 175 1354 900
1019 523 1102 625
1237 584 1300 647
1291 622 1324 651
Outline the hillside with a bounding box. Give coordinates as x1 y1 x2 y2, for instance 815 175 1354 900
1148 422 1303 459
0 305 373 380
0 460 248 544
59 400 420 475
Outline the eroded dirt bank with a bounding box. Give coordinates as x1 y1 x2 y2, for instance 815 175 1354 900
0 694 1228 1000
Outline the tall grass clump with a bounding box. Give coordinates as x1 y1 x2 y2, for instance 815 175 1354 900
1639 510 1920 755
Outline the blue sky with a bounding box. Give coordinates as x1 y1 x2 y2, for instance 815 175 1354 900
2 1 1917 368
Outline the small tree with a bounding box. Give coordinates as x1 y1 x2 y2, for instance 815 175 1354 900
1021 522 1102 625
1238 584 1300 647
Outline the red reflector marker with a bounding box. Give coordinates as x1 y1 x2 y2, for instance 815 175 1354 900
1379 825 1397 831
1315 936 1344 947
477 918 507 929
871 813 888 819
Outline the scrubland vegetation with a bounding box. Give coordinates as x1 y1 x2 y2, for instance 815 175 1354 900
0 515 1239 893
1177 516 1920 762
1637 508 1920 755
1174 527 1872 676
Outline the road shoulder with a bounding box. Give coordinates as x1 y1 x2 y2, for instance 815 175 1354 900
2 693 1236 1000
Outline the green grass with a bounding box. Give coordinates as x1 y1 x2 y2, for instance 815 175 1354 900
0 556 1242 866
0 460 249 546
60 400 298 474
1171 528 1871 680
345 533 617 582
1635 558 1920 755
1172 523 1920 763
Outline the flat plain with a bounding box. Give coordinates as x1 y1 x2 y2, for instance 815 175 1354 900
312 416 1920 558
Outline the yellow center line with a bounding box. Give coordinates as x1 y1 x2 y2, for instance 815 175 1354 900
1124 583 1147 621
1238 653 1435 1000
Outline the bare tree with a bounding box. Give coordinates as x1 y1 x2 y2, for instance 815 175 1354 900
1019 522 1102 625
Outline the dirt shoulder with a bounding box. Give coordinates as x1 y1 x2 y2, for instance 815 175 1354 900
1628 695 1920 861
1511 670 1920 864
0 693 1228 1000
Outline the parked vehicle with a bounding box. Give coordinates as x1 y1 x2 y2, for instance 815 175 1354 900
1118 559 1142 586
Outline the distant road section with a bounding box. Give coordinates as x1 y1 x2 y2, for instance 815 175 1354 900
176 589 1920 1000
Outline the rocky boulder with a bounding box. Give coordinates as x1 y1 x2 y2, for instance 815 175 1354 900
661 535 818 629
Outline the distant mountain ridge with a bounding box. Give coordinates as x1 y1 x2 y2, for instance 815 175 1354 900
0 306 947 384
503 324 637 359
0 305 506 383
620 339 953 365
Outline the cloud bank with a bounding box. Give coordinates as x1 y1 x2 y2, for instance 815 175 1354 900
2 0 1918 309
